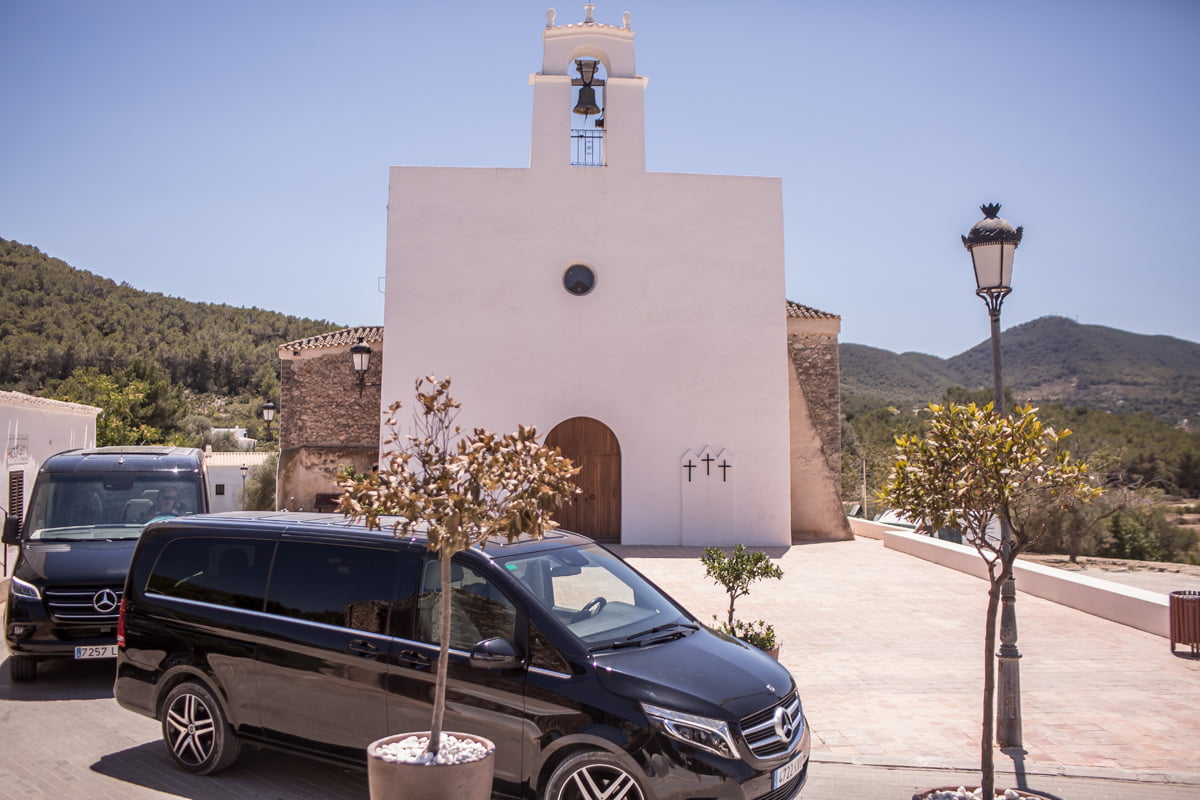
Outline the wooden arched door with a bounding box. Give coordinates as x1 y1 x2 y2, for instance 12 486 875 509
545 417 621 543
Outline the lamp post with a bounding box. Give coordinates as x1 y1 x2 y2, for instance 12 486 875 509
962 202 1024 748
261 402 276 443
350 337 372 396
239 464 248 509
350 336 382 396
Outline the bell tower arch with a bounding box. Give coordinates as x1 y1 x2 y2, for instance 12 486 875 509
530 5 646 172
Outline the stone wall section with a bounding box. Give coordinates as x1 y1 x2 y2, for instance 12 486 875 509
788 330 842 478
277 332 383 511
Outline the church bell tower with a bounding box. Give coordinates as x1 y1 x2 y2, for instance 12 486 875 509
530 5 646 172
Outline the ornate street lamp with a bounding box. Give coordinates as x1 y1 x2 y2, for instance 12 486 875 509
261 402 276 443
962 202 1024 747
351 337 372 396
350 336 381 397
239 464 249 508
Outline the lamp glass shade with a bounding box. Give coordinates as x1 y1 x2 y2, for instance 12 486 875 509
969 240 1015 292
351 349 370 374
262 402 276 422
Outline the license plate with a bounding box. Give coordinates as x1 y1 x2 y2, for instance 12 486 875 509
772 750 806 789
74 645 118 660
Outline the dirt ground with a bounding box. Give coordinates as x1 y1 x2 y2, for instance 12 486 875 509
1021 552 1200 594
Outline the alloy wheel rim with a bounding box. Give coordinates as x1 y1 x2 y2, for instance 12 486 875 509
560 763 644 800
166 692 216 766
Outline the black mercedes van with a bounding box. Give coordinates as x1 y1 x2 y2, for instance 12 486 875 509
3 446 208 682
114 512 810 800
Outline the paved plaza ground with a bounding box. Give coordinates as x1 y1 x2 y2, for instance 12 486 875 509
617 536 1200 795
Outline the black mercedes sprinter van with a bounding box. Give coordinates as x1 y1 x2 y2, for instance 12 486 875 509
115 512 810 800
3 446 208 681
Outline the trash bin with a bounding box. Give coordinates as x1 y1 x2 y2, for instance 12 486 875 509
1169 590 1200 656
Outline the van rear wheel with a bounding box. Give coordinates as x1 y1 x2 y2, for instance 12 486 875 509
545 751 647 800
8 655 36 682
161 681 241 774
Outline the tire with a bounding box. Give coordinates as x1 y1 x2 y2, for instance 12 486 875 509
160 681 242 774
545 750 648 800
8 655 36 683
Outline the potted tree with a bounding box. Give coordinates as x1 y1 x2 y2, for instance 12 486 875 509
883 402 1097 800
336 377 579 800
700 543 784 658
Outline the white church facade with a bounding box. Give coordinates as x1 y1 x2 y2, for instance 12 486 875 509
373 6 849 548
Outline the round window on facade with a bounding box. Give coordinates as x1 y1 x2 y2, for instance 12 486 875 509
563 264 596 296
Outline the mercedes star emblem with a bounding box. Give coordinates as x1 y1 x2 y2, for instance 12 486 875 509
774 706 796 741
92 588 119 614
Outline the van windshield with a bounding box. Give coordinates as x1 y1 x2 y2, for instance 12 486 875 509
23 474 203 541
497 544 695 650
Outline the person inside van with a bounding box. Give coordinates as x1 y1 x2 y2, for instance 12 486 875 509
152 487 182 518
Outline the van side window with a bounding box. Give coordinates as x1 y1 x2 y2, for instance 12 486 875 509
529 622 571 674
417 561 515 651
146 538 272 610
266 542 399 634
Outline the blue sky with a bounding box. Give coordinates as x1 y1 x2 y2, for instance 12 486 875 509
2 0 1197 359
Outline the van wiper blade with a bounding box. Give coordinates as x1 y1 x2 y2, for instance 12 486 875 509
624 621 698 641
588 622 699 653
589 639 646 653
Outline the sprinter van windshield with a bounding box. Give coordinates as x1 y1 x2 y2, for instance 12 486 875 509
23 474 203 541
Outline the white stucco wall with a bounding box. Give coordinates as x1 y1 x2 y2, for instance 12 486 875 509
381 13 792 546
1 392 99 571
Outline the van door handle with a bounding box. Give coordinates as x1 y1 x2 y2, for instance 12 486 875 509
396 649 432 671
348 639 380 658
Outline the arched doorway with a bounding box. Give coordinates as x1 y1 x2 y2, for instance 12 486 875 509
545 417 621 543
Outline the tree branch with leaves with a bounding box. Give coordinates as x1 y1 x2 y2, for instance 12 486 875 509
336 377 579 760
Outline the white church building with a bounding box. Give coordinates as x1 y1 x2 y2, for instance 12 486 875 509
377 5 849 547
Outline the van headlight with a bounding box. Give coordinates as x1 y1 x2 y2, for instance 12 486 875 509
642 702 738 759
10 576 41 601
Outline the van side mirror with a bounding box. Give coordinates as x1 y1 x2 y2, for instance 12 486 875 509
3 514 21 545
469 637 523 671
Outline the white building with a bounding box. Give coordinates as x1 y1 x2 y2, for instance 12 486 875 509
380 7 847 547
1 391 99 572
203 449 275 513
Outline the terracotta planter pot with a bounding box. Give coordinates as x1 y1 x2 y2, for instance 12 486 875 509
367 732 496 800
763 644 781 660
912 786 1056 800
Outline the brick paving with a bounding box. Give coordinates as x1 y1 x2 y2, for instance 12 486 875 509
1 535 1197 799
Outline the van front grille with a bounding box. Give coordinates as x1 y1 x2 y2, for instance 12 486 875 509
44 586 124 624
741 691 803 759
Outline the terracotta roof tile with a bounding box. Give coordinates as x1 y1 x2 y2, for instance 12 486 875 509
278 325 384 354
786 301 840 320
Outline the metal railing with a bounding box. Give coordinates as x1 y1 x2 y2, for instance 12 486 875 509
571 129 605 167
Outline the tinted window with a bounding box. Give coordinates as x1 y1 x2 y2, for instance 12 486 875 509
147 537 272 610
417 560 516 650
530 622 570 674
265 541 400 634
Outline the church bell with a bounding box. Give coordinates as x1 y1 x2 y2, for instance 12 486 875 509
573 85 601 116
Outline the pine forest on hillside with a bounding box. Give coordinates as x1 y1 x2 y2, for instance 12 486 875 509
0 238 340 442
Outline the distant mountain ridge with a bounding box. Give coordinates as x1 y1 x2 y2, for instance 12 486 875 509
841 316 1200 425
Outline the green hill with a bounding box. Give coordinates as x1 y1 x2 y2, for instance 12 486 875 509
0 238 340 398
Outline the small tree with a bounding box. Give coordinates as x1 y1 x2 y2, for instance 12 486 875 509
336 377 578 760
882 402 1098 798
701 544 784 649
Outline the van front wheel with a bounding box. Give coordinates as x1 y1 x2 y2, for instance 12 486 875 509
545 751 647 800
161 681 241 774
